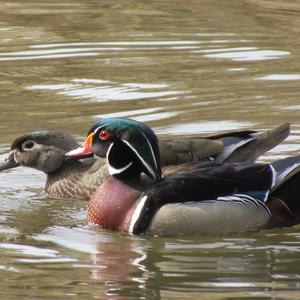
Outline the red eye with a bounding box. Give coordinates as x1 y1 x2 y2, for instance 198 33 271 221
99 130 112 140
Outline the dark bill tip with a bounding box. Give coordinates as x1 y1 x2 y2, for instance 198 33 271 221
0 152 20 171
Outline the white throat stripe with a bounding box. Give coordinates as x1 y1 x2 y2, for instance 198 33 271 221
142 132 158 170
129 195 148 233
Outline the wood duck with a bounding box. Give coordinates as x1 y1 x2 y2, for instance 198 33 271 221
0 122 289 200
66 118 300 236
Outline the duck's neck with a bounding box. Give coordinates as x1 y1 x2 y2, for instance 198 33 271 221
88 176 143 231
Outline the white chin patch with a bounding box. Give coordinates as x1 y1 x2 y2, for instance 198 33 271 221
108 161 133 175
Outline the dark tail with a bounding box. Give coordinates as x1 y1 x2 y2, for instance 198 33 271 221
263 155 300 229
217 123 290 163
270 156 300 225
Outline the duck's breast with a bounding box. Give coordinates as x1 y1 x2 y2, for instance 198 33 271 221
88 177 140 231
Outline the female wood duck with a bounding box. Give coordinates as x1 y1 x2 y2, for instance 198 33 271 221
0 123 289 201
66 118 300 236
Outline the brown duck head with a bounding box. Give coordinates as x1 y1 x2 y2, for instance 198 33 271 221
0 130 79 174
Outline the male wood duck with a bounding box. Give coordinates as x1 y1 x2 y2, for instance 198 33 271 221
0 123 289 200
66 118 300 236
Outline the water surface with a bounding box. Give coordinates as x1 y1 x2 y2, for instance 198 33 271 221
0 0 300 299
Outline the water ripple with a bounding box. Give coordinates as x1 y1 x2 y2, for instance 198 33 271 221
204 50 289 61
34 226 112 254
26 79 187 102
0 243 58 257
255 74 300 81
0 52 100 61
96 107 161 119
155 120 254 135
30 40 211 48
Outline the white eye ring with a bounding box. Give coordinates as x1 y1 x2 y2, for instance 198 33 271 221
21 140 39 151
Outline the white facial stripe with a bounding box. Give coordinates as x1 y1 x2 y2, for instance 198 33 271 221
106 142 133 175
93 123 111 134
142 132 158 170
129 195 148 234
122 140 156 180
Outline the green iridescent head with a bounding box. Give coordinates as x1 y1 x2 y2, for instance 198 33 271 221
66 118 162 182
